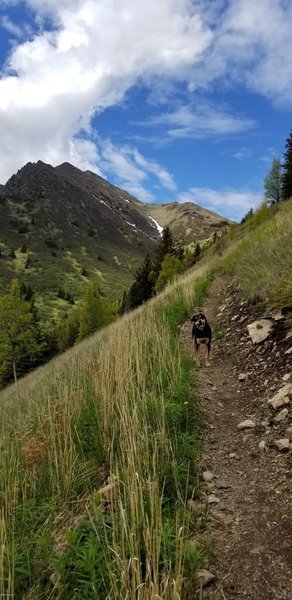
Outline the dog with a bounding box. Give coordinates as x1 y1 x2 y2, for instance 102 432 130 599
191 312 212 367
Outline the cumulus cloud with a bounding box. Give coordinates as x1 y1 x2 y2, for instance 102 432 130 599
177 187 263 221
0 0 291 204
0 0 212 182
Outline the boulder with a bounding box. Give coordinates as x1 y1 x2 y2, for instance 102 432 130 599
237 419 256 430
247 319 274 344
274 438 290 452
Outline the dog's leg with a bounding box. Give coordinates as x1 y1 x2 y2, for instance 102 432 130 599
194 341 201 367
205 341 211 367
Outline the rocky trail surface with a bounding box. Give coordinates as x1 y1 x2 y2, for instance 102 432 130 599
180 278 292 599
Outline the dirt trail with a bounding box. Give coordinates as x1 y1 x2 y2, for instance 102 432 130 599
180 278 292 600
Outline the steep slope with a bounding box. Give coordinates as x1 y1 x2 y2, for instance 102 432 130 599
0 160 230 318
0 161 160 316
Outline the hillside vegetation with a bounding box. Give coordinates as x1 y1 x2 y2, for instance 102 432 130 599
0 199 291 599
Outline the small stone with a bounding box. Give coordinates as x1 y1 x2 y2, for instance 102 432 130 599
97 482 116 503
196 570 215 587
238 373 248 381
229 452 240 460
285 426 292 440
187 500 206 514
274 438 290 452
203 470 215 482
215 512 233 526
267 384 292 409
282 373 291 381
274 408 289 423
259 440 267 451
285 330 292 340
208 494 220 504
215 480 230 490
237 419 256 430
285 347 292 355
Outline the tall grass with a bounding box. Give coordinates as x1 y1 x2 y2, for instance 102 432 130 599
221 199 292 307
0 264 212 599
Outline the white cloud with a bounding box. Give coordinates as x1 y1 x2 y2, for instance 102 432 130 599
0 0 212 183
0 15 23 37
133 102 255 138
177 187 263 221
98 139 176 201
0 0 291 196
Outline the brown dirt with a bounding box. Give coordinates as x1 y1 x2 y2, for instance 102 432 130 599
180 277 292 600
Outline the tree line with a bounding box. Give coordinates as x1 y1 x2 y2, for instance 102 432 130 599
120 226 201 312
0 228 202 388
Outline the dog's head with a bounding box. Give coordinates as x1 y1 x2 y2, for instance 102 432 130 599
191 312 207 331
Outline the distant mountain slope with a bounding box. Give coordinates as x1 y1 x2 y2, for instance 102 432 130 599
145 201 230 244
0 161 162 317
0 161 230 318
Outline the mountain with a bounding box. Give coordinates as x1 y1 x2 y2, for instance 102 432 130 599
0 161 230 317
145 201 230 245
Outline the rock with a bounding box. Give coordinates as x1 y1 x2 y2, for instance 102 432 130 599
215 512 233 526
285 347 292 355
229 452 240 459
282 373 291 382
270 308 284 321
97 482 116 503
274 408 289 423
238 373 248 381
196 570 215 588
237 419 256 430
267 383 292 409
274 438 290 452
187 500 206 514
215 480 230 489
247 319 274 344
202 470 215 482
285 330 292 340
285 426 292 440
208 494 220 504
259 440 267 451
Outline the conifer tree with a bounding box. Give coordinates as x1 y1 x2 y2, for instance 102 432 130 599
264 158 281 205
78 280 115 340
153 226 176 278
281 130 292 201
0 279 44 384
128 255 155 309
155 254 183 292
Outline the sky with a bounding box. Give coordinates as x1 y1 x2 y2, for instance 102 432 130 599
0 0 291 221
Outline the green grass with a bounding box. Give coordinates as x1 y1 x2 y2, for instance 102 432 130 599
0 264 213 599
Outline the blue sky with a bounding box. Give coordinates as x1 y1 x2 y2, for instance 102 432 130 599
0 1 291 221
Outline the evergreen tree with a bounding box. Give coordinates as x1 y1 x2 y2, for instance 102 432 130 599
0 279 44 384
57 308 81 351
155 254 183 292
78 280 115 340
264 158 281 205
128 255 155 309
153 226 176 278
281 130 292 201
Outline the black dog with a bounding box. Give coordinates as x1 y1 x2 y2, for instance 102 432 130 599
191 312 212 367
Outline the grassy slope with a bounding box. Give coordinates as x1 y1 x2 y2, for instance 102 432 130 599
0 199 291 599
145 202 230 245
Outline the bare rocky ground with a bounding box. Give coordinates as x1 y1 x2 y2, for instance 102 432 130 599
180 278 292 600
